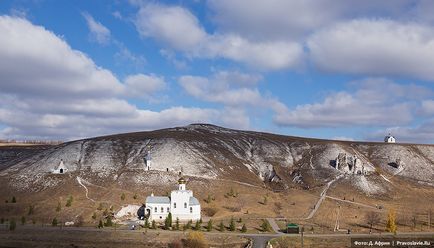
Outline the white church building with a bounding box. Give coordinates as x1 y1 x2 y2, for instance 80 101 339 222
144 177 201 222
52 159 68 174
384 133 396 143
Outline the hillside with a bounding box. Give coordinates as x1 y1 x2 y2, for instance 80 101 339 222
1 124 433 195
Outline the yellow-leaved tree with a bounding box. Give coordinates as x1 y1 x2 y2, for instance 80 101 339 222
386 208 397 234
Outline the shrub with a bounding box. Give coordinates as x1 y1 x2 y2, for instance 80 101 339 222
97 203 103 210
98 220 104 228
121 193 126 201
92 212 97 219
151 220 156 229
52 218 58 226
241 223 247 233
133 193 138 200
105 215 113 227
263 196 268 205
65 195 73 207
9 219 16 231
386 209 397 234
21 216 25 225
144 218 150 228
206 219 213 232
238 218 242 223
186 220 192 230
75 216 84 227
229 218 236 231
185 231 208 248
168 239 183 248
261 219 271 232
11 196 16 203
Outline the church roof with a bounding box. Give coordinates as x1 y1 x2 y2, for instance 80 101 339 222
189 197 200 206
146 196 170 204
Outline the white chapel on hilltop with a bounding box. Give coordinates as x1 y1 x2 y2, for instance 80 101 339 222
384 133 396 143
143 177 201 222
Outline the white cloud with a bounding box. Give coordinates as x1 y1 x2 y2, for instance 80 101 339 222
369 123 434 144
308 19 434 81
124 74 167 99
0 15 226 140
274 78 427 128
134 3 303 70
82 12 111 45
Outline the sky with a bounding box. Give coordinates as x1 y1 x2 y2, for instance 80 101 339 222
1 0 434 143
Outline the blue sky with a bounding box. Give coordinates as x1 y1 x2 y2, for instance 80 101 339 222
1 0 434 143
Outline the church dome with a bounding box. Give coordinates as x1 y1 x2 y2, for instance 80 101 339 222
178 177 187 184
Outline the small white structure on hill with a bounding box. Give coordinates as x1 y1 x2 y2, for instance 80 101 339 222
52 159 68 174
384 133 396 143
144 177 200 222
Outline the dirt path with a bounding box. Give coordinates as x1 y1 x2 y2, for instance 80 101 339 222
266 218 281 233
305 175 343 220
325 196 379 210
76 176 95 202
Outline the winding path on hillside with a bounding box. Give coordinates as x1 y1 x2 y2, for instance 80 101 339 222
76 176 95 202
305 175 343 220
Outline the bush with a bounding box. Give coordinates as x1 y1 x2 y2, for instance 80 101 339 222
65 195 73 207
241 223 247 233
263 196 268 205
9 219 16 231
238 218 243 223
144 218 150 228
168 239 183 248
185 220 192 230
105 215 113 227
174 218 180 230
261 219 271 232
121 193 126 201
92 212 97 219
21 216 25 225
185 231 208 248
206 219 213 232
133 193 138 200
75 215 84 227
11 196 16 203
98 220 104 228
229 218 235 231
52 218 58 226
97 203 103 211
151 220 156 229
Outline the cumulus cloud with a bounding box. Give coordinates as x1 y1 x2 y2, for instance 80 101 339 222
274 78 429 128
308 19 434 81
134 3 303 70
0 15 225 140
123 74 167 100
82 12 111 45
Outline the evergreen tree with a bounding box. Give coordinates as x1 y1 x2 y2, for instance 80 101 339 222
151 220 156 229
9 218 16 231
52 217 58 226
238 217 242 223
91 212 97 219
229 218 236 231
28 205 34 215
386 209 397 234
206 219 213 232
98 220 104 228
144 218 150 228
11 196 16 203
175 218 180 230
194 220 201 230
105 215 113 227
186 220 192 229
261 219 271 232
218 221 225 232
241 223 247 233
199 217 203 224
65 195 73 207
164 213 173 230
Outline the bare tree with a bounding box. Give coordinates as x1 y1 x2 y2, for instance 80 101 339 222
366 211 380 233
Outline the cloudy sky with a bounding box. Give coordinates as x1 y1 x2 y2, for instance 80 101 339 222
1 0 434 143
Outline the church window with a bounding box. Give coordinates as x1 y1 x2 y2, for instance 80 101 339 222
184 202 187 208
190 207 192 213
154 207 157 213
167 207 170 212
161 207 163 213
174 203 176 208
